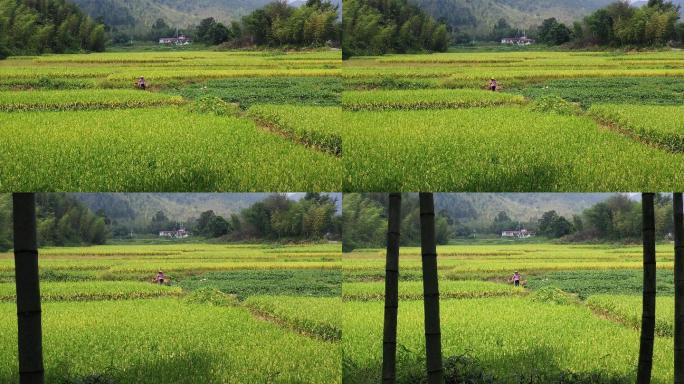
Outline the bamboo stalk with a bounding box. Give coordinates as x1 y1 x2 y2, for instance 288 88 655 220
637 192 656 384
13 193 44 384
382 193 401 384
419 193 443 384
674 192 684 384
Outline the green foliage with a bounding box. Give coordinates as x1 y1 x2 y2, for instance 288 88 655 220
239 0 340 47
590 104 684 152
519 77 684 108
527 270 676 299
576 0 682 47
182 287 239 306
34 193 109 246
528 95 582 116
178 269 341 299
180 77 341 108
0 0 106 57
529 286 579 305
343 89 525 111
343 280 524 301
342 0 449 57
341 194 385 252
188 96 240 117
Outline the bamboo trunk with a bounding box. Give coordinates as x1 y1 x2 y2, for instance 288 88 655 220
382 193 402 384
674 193 684 384
419 193 443 384
637 192 656 384
13 193 44 384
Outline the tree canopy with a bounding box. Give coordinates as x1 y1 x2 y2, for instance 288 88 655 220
0 0 106 58
342 0 449 58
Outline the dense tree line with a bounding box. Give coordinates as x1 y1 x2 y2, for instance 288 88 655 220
342 193 676 252
0 0 106 58
343 193 449 252
530 0 684 47
0 193 108 251
181 0 340 48
342 0 449 58
139 193 341 242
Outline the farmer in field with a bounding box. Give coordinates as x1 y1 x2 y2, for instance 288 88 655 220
489 78 498 92
510 271 521 287
153 270 166 284
136 76 147 90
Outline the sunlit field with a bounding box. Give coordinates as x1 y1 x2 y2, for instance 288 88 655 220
0 51 341 191
343 242 676 383
0 243 341 383
342 51 684 191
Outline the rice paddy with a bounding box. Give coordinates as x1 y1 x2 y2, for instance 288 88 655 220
0 242 342 383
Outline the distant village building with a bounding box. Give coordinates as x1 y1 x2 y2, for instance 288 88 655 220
159 35 192 45
501 37 535 45
159 228 190 239
501 229 535 238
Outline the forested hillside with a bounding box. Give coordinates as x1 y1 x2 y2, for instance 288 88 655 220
69 0 271 30
0 0 106 58
412 0 615 37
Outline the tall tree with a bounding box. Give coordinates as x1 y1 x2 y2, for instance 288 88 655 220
674 192 684 384
382 193 401 384
638 192 656 384
419 193 443 384
13 193 44 384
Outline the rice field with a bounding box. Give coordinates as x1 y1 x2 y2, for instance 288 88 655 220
342 50 684 191
342 242 679 383
0 242 342 383
0 50 341 192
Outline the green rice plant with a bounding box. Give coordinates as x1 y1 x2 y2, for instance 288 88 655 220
590 104 684 152
342 107 684 191
244 296 341 341
343 297 673 383
342 280 524 301
0 281 181 302
0 108 341 191
587 295 674 337
0 90 184 112
342 89 526 111
248 104 342 155
0 299 341 383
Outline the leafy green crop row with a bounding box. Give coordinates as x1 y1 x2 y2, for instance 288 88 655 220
343 280 524 301
0 108 341 191
0 90 184 112
181 77 341 108
342 89 525 111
